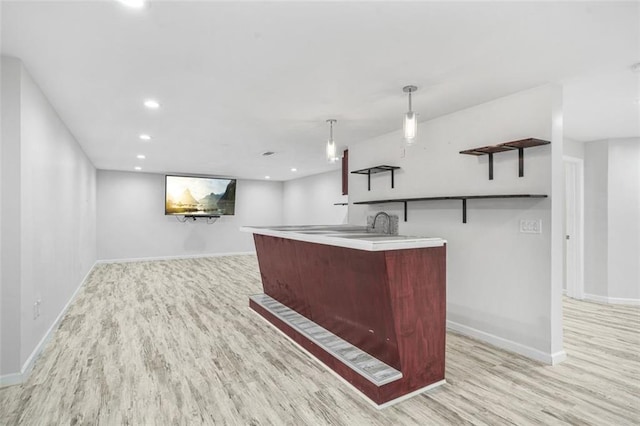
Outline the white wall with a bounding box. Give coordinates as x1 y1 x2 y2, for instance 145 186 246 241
608 139 640 300
571 131 640 302
1 57 23 378
1 57 97 382
585 138 640 302
584 141 609 298
347 85 564 364
283 170 347 225
97 171 283 261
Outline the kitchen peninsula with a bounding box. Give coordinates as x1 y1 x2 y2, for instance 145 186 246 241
241 225 447 407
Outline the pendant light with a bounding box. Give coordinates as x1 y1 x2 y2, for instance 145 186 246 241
403 85 418 145
326 119 338 163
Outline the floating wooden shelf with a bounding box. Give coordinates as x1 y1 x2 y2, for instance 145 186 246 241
459 145 515 156
333 202 348 206
460 138 550 180
353 194 547 223
351 165 400 191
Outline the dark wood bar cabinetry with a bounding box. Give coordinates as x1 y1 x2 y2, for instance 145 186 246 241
243 226 447 407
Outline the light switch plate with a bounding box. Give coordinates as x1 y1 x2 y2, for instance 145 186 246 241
520 219 542 234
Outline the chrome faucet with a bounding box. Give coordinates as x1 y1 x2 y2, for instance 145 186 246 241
372 211 391 234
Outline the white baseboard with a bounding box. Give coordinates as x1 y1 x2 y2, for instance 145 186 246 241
96 251 256 264
447 320 566 366
550 350 567 365
584 293 640 306
0 372 23 388
0 261 98 388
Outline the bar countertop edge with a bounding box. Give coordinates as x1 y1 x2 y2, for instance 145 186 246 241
240 225 447 251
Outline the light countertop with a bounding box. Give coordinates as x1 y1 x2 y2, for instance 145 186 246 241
240 225 446 252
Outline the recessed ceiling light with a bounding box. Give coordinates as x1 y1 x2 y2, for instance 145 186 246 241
144 99 160 109
134 166 142 171
291 168 297 172
262 151 275 156
117 0 146 9
137 154 146 159
265 176 271 179
139 134 151 141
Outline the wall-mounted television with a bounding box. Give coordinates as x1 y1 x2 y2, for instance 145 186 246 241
165 175 236 216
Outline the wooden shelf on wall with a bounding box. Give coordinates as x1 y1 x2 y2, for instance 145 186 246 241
350 165 400 191
353 194 547 223
460 138 550 180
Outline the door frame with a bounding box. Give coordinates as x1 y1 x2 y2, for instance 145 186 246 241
563 156 585 299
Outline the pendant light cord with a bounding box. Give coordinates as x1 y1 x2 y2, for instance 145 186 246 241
327 118 336 141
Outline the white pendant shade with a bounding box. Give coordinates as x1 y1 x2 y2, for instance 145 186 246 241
326 138 337 162
404 111 417 143
402 85 418 145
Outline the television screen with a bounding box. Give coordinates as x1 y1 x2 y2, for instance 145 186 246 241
165 175 236 216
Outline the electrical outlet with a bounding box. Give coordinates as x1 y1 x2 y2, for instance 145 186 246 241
520 219 542 234
37 299 41 318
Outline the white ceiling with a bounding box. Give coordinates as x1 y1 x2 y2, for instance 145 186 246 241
1 1 638 181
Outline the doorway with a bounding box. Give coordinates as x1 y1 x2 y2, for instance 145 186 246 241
563 156 584 299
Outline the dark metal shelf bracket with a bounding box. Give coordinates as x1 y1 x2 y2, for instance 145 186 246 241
488 153 494 180
462 199 467 223
518 147 524 177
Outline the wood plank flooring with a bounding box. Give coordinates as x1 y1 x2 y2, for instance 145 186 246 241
1 256 638 425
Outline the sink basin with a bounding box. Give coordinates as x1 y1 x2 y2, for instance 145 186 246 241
271 225 368 233
335 234 421 241
330 233 390 239
296 230 338 234
360 235 420 241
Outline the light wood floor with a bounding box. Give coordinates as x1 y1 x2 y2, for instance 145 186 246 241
1 256 638 425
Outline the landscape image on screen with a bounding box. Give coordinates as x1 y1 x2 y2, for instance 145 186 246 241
165 175 236 216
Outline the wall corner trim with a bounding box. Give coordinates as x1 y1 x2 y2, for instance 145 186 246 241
550 350 567 365
446 320 561 365
0 261 98 388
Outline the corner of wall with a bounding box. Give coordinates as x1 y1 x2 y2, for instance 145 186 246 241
549 83 564 356
1 55 24 378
